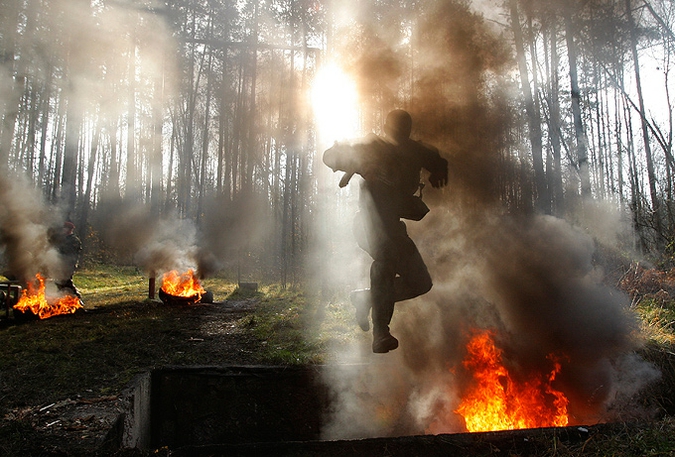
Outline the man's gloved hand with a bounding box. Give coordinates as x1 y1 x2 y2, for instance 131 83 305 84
428 158 448 188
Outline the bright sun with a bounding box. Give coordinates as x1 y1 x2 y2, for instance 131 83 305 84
311 62 361 144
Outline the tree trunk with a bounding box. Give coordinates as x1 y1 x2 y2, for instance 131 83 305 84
198 21 215 223
126 22 138 197
217 51 229 197
626 0 663 243
546 15 564 213
107 119 121 199
0 0 22 169
150 61 165 217
78 118 102 241
510 0 547 212
38 68 52 188
61 83 81 217
564 1 591 196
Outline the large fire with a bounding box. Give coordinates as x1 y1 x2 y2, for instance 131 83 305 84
454 330 569 432
160 269 205 300
13 274 83 319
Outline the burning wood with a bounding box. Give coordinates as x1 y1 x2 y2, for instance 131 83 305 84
12 274 83 320
159 269 206 304
449 330 569 433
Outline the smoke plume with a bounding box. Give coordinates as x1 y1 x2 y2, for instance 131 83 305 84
319 0 658 439
0 174 65 282
91 191 272 280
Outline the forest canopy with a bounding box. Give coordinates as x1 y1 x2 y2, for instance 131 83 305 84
1 0 674 284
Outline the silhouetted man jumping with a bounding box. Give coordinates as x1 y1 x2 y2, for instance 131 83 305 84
323 109 448 353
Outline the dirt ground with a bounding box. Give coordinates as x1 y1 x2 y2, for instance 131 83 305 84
2 293 675 456
0 298 263 456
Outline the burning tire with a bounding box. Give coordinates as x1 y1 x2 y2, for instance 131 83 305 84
158 288 201 306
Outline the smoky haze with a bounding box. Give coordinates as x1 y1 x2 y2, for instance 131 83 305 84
0 0 659 439
0 174 65 283
92 192 271 279
0 1 274 284
319 0 658 439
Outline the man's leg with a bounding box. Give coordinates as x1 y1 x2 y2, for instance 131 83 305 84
393 236 432 303
370 257 398 353
350 289 371 331
368 234 431 353
350 211 375 332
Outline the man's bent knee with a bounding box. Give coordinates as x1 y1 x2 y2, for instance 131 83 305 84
413 275 432 297
420 277 433 295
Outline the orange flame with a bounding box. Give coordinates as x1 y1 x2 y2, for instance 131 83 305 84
13 274 83 319
454 330 569 432
160 269 205 299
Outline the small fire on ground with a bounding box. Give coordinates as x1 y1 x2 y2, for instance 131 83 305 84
12 274 82 319
435 330 569 433
160 269 205 300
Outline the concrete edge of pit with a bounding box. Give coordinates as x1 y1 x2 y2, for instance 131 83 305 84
101 364 334 451
160 423 612 457
100 364 630 455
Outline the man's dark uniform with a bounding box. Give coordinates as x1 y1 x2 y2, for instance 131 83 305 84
323 110 448 353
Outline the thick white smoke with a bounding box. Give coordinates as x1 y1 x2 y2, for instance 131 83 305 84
0 174 65 282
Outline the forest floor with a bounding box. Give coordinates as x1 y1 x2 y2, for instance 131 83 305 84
0 300 264 456
0 264 675 456
0 265 356 456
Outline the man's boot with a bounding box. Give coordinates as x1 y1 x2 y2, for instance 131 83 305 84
372 328 398 353
350 289 371 332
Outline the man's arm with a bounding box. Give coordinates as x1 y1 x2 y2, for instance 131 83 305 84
322 142 354 173
323 142 360 188
322 134 386 186
410 140 448 188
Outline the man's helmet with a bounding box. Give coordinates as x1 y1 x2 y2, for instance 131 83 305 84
384 109 412 141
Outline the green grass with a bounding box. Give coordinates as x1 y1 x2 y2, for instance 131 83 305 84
636 297 675 346
0 265 358 413
76 264 240 306
229 283 357 364
633 297 675 422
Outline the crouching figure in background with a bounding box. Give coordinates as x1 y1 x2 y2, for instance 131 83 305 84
54 221 83 302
